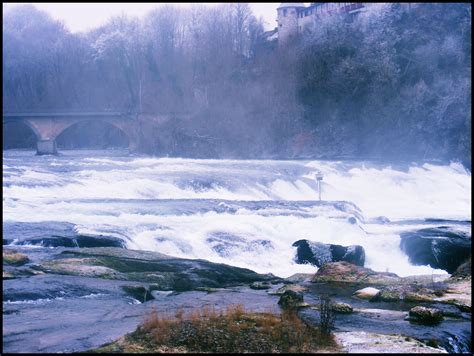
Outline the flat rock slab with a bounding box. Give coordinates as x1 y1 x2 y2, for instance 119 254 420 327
36 247 280 291
334 331 447 353
3 275 149 353
312 261 400 284
433 280 472 310
3 275 280 353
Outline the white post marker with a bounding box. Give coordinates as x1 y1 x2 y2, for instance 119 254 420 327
316 172 323 201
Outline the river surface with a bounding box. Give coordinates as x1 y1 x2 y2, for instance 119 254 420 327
3 149 471 277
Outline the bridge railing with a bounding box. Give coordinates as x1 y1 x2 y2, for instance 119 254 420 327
2 112 134 119
3 111 189 120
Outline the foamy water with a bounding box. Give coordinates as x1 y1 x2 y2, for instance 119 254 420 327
3 150 471 277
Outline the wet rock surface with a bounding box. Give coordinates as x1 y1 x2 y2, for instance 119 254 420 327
400 226 471 273
2 245 282 353
298 277 471 353
3 221 127 248
34 247 281 291
312 261 400 284
376 283 448 303
3 274 280 353
292 240 365 267
334 331 447 353
3 245 471 354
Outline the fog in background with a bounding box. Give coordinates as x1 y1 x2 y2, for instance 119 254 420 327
3 3 471 167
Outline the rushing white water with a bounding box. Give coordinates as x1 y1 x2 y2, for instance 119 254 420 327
3 150 471 277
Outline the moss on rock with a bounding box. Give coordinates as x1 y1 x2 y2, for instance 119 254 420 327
3 250 29 266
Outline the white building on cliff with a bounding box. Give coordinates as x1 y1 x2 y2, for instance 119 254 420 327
275 3 369 44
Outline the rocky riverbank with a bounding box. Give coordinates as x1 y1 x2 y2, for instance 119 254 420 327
3 244 471 353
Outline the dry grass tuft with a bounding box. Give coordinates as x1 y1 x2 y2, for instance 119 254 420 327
126 304 336 353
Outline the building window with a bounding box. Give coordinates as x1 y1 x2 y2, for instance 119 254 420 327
283 9 287 16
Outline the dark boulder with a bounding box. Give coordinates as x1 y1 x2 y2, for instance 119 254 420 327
121 285 154 303
292 239 365 267
399 227 471 274
13 235 125 248
451 258 471 280
347 216 358 224
3 221 125 248
407 306 443 325
278 290 304 309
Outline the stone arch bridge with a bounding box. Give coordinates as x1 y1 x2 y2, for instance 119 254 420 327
3 112 180 155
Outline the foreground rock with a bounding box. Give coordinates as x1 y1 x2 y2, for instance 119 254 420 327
376 283 448 303
3 275 281 353
331 302 353 314
312 261 400 284
400 226 471 273
35 247 280 291
432 279 471 312
334 331 447 353
292 240 365 267
5 243 471 354
407 306 444 325
353 287 381 301
277 290 307 309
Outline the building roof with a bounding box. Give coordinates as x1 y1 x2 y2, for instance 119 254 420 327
262 28 279 41
277 3 306 9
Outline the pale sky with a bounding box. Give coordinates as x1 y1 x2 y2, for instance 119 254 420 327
2 3 302 32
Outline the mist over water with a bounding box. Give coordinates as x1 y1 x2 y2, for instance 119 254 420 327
3 150 471 278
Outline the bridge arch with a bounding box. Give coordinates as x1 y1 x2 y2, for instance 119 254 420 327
3 119 39 149
55 119 131 150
